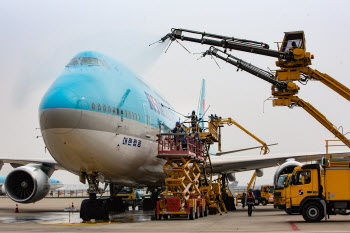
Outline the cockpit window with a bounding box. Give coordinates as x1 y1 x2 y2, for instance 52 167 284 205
81 57 99 66
66 57 111 70
67 57 81 66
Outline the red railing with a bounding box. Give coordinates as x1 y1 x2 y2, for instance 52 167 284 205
158 133 204 160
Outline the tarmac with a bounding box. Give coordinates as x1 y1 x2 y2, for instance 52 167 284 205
0 197 350 232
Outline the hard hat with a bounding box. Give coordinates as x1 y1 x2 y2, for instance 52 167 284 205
192 110 195 114
249 188 253 191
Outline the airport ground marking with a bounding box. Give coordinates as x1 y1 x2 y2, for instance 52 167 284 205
288 221 300 231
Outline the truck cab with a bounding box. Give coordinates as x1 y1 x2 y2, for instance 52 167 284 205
274 174 292 209
285 160 350 222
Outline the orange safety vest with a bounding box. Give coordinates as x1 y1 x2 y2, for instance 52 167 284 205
247 193 254 201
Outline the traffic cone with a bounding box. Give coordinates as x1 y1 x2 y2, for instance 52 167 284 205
15 204 19 213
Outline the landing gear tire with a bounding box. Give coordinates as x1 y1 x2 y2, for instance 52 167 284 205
132 200 136 210
143 198 156 211
80 199 109 221
302 202 324 222
224 196 236 211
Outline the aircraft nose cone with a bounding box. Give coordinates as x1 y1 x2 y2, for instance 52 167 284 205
39 88 85 134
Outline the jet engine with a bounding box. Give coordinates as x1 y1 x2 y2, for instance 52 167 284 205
256 169 263 177
227 173 236 182
5 165 50 203
273 159 302 187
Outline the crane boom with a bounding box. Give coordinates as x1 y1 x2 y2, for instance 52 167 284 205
299 67 350 102
214 117 269 154
292 97 350 148
161 28 292 60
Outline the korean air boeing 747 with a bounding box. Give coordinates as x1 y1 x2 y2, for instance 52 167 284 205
0 51 348 221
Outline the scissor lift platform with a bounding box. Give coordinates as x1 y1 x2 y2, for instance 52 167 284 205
156 133 206 220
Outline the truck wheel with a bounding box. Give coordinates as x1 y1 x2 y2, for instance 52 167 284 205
189 207 195 220
302 202 324 222
262 200 267 206
195 206 199 219
204 205 208 217
155 209 162 220
199 206 204 217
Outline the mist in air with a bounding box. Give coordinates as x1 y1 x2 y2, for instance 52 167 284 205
10 29 170 106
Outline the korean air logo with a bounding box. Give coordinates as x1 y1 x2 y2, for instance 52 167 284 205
298 189 304 195
149 94 159 112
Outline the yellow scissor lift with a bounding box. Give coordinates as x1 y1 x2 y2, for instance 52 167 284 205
156 117 270 220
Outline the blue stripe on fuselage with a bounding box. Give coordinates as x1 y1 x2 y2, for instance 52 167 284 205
39 51 178 131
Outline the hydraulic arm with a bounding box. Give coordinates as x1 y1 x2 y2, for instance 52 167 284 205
160 29 350 103
161 28 291 60
202 47 350 148
210 117 269 154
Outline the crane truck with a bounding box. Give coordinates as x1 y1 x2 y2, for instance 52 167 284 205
284 157 350 222
159 29 350 149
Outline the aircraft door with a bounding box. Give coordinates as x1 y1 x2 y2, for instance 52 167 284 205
143 104 151 138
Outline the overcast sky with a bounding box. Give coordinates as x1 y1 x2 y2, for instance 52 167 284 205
1 0 350 186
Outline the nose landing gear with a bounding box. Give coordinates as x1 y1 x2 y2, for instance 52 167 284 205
79 172 126 222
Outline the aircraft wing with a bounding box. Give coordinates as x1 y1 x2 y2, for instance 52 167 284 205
0 158 64 170
210 151 350 174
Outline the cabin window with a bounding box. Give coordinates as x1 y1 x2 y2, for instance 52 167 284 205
128 111 131 118
97 103 101 111
103 105 106 112
91 102 95 110
112 107 115 114
117 108 119 115
132 112 134 119
108 106 111 113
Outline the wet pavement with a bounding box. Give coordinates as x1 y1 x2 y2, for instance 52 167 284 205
1 197 350 232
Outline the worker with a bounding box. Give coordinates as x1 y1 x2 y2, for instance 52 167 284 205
209 114 215 122
186 110 198 132
172 122 181 149
181 129 187 150
245 189 255 217
241 192 246 208
172 122 181 133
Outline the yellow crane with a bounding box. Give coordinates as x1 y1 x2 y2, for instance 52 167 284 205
159 29 350 149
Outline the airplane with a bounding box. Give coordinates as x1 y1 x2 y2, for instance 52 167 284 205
0 176 64 195
0 50 349 221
